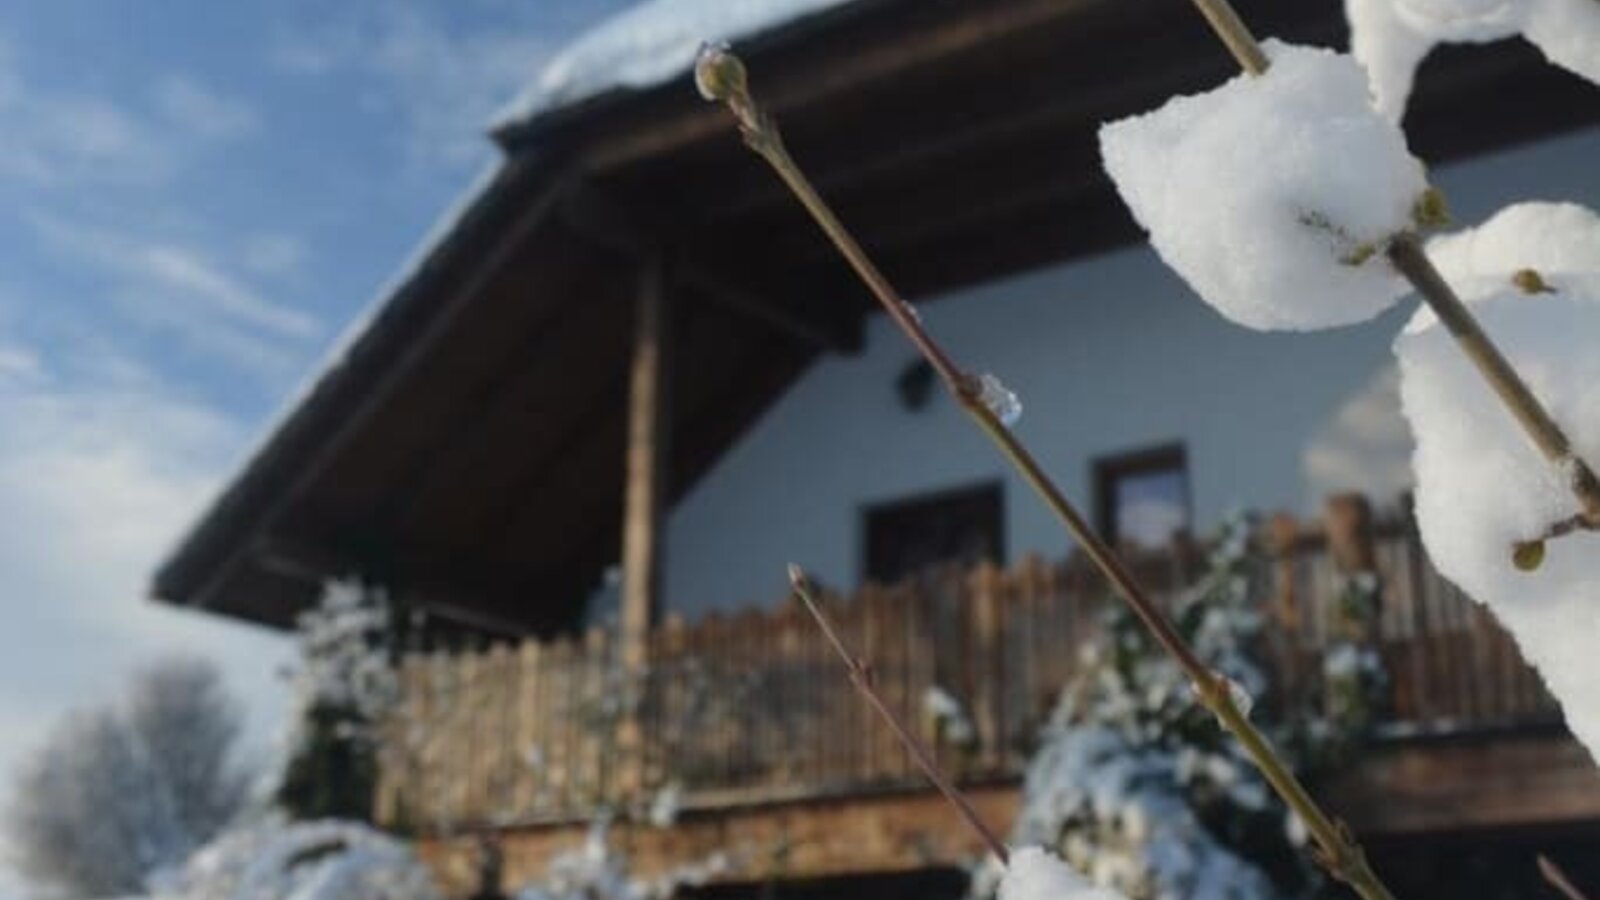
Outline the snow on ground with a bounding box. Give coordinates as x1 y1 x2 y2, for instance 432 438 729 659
1395 201 1600 761
999 847 1128 900
982 518 1330 900
146 818 440 900
1009 721 1278 900
494 0 856 129
1100 41 1427 331
1346 0 1600 120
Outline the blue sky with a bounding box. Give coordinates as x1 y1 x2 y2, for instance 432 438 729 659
0 1 629 891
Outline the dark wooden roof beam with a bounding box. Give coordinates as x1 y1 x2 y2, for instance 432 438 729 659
369 284 631 541
562 186 863 352
456 372 630 563
252 531 565 638
166 164 578 612
688 26 1254 225
394 592 537 640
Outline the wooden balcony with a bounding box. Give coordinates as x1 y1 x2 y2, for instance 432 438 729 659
375 500 1598 893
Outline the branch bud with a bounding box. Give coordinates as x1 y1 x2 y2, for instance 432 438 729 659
1512 539 1546 572
1410 187 1450 231
694 42 747 103
1512 268 1555 295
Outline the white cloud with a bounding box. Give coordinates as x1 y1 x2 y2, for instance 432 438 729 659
152 74 260 141
129 242 317 338
0 344 42 384
0 339 291 881
0 86 173 189
1303 363 1416 506
27 213 320 380
268 7 580 168
239 233 307 279
0 36 258 189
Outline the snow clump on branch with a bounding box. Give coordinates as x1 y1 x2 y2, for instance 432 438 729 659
1394 200 1600 761
1099 40 1430 331
1346 0 1600 121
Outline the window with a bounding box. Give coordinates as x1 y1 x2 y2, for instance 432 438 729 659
863 481 1004 584
1094 443 1191 550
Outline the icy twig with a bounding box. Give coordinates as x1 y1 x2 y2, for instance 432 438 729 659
787 565 1010 865
1181 0 1600 561
1540 854 1592 900
698 44 1390 900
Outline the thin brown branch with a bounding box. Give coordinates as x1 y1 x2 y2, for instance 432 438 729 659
1540 855 1592 900
787 564 1010 865
1387 236 1600 528
1190 0 1269 74
697 44 1394 900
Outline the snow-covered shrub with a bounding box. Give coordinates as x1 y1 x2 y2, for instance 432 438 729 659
279 582 399 821
289 581 399 723
1006 723 1276 900
1395 201 1600 760
1296 571 1388 768
148 817 440 900
982 517 1344 900
1099 41 1429 331
1347 0 1600 120
999 847 1129 900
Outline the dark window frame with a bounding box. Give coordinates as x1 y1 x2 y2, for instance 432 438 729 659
1093 442 1191 548
860 480 1005 585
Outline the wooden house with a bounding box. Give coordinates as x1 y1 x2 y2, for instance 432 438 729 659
151 0 1600 896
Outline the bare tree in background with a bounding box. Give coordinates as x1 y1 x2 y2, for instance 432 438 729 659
5 656 252 897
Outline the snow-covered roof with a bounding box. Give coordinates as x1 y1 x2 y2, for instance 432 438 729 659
492 0 858 132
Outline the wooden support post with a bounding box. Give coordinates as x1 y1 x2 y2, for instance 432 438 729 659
1267 513 1302 633
1325 492 1381 645
969 563 1005 773
619 252 670 799
1325 493 1378 577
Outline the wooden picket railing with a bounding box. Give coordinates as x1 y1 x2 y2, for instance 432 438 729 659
374 502 1557 834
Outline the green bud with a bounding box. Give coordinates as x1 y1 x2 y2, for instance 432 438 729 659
1511 268 1555 295
1411 187 1450 231
1512 540 1546 572
694 42 747 103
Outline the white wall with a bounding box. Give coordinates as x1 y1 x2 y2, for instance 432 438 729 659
662 126 1600 618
